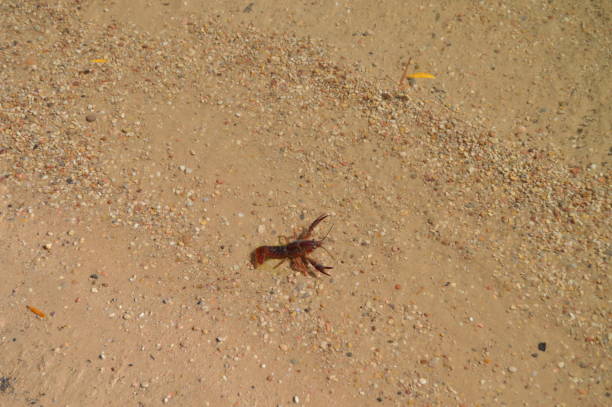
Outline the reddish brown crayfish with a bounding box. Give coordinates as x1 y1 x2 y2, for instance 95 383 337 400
251 214 334 277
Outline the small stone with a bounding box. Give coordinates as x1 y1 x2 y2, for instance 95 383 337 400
538 342 547 352
85 114 96 122
558 362 565 369
508 366 518 373
418 378 427 385
257 224 266 234
43 243 52 250
292 395 300 404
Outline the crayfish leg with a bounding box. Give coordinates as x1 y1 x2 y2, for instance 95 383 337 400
273 259 287 269
290 257 310 276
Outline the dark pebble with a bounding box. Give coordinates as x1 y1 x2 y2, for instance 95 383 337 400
0 377 12 393
85 114 96 122
90 273 99 279
243 2 254 12
66 177 74 184
538 342 547 352
346 352 353 357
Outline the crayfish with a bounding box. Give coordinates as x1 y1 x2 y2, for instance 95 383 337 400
251 214 334 277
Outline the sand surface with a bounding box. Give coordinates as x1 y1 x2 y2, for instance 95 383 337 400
1 1 610 406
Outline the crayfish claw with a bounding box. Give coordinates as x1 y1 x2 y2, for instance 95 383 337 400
298 214 328 240
305 256 332 277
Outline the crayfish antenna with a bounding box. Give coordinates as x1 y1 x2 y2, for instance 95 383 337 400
321 223 334 242
318 223 335 260
321 245 335 260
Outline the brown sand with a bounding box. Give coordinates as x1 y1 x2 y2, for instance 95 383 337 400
1 1 609 406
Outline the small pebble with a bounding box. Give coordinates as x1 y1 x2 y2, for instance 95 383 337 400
292 395 300 404
508 366 518 373
85 114 96 122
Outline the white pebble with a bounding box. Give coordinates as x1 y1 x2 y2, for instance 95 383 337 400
257 224 266 234
508 366 518 373
293 395 300 404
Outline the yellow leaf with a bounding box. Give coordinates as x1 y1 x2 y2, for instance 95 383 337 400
26 305 46 318
90 58 107 63
406 72 436 79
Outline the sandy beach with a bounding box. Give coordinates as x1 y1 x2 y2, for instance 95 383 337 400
1 1 609 406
